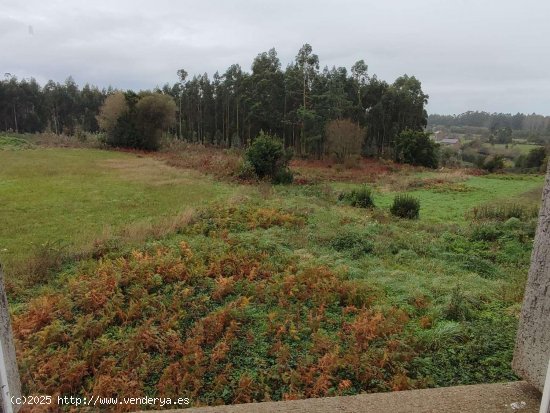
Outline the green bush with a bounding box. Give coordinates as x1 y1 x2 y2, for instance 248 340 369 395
390 194 420 219
517 146 547 170
439 146 461 167
338 186 375 208
394 129 439 168
245 132 293 183
0 136 33 150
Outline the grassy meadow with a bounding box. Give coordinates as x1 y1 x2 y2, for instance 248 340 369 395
1 135 545 410
0 147 241 275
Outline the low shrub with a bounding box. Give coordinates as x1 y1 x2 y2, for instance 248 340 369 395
23 240 68 285
390 195 420 219
516 147 547 170
338 186 375 208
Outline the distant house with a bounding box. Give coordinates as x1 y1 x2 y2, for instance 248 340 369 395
440 138 459 146
431 131 460 147
432 130 445 140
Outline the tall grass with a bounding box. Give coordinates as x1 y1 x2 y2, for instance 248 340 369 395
469 202 539 221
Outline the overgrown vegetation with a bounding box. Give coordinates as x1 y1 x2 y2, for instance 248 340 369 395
1 144 545 411
12 190 541 409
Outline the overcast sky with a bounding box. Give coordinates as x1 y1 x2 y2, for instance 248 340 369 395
2 0 549 115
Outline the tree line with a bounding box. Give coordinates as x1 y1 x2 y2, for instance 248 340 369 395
428 111 550 134
0 75 106 135
1 44 429 158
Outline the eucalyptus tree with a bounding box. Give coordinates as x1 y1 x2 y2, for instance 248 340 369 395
198 73 215 144
391 75 428 134
312 66 354 156
283 63 303 150
3 76 21 132
351 59 368 113
294 43 319 155
247 48 284 138
222 64 245 146
176 69 188 139
212 71 223 145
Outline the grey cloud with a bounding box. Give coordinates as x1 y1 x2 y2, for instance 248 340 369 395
1 0 548 114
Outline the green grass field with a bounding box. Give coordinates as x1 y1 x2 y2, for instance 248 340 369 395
331 174 542 222
0 148 241 271
459 136 543 156
1 141 546 408
482 142 542 155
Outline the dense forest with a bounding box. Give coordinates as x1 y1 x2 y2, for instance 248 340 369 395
1 44 429 157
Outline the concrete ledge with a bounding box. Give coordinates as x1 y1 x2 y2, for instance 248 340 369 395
145 381 541 413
